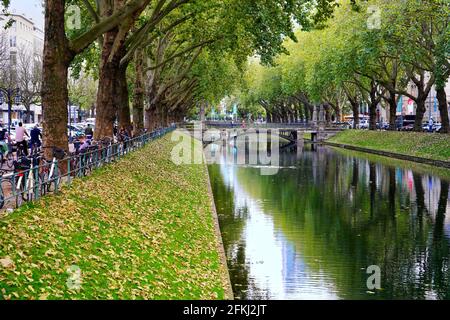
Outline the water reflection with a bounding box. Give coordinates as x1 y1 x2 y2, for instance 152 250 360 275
208 141 450 300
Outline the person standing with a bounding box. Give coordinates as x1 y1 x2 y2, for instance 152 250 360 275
428 118 434 133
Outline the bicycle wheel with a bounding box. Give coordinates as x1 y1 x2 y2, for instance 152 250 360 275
21 180 31 202
5 152 14 169
84 157 93 176
47 175 61 193
39 171 49 195
0 176 14 210
0 179 8 209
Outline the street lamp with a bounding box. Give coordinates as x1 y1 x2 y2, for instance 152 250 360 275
0 87 21 135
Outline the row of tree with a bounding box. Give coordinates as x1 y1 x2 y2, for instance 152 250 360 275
1 0 343 158
240 0 450 133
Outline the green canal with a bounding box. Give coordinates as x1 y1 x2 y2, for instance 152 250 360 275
208 140 450 300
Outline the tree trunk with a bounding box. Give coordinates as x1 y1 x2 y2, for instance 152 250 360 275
387 93 397 131
199 103 206 122
42 0 73 159
368 82 379 131
90 104 95 118
117 63 131 130
369 101 377 130
95 29 121 139
324 104 332 125
436 87 449 134
145 106 159 131
414 98 427 132
333 104 341 123
133 49 145 131
351 101 359 129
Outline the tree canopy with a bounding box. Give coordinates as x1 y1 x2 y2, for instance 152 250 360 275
236 0 449 133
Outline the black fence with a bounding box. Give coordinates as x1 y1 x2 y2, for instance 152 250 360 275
0 126 176 214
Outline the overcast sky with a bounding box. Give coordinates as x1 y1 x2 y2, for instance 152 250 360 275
1 0 44 29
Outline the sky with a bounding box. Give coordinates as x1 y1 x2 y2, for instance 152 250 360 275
1 0 44 29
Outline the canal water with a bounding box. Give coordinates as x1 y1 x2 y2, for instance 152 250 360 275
207 139 450 300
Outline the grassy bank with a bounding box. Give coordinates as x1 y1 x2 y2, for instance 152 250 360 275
329 130 450 162
331 147 450 180
0 134 231 300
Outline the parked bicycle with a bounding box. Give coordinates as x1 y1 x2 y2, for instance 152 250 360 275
40 146 66 194
0 145 14 170
0 126 175 212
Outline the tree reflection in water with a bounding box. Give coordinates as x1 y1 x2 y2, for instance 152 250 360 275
208 141 450 300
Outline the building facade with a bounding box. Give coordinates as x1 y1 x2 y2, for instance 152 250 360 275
353 77 450 125
0 13 44 125
397 79 450 122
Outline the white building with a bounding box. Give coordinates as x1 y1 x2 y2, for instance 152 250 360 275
398 74 450 122
355 77 450 124
0 13 44 125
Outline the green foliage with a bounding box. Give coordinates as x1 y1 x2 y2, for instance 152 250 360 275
238 0 450 123
68 72 98 110
189 52 241 105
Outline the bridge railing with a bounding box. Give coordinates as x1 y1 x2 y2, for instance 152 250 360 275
203 121 349 130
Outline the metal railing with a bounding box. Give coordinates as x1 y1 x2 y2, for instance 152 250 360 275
203 121 349 130
0 126 176 214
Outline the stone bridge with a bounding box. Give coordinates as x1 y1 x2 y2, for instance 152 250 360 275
180 122 345 145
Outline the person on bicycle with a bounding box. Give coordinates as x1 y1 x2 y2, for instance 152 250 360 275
85 124 94 140
78 136 91 153
30 124 42 154
15 122 30 157
0 124 11 161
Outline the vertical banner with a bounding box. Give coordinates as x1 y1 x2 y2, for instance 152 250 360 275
397 96 403 114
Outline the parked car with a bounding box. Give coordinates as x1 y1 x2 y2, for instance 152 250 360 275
333 122 352 129
420 121 442 133
396 115 416 131
85 118 96 125
68 125 84 139
376 122 389 130
357 120 369 129
400 124 415 131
